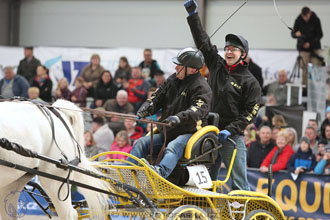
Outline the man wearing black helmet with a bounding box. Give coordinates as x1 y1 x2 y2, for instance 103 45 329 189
127 48 212 178
184 0 261 190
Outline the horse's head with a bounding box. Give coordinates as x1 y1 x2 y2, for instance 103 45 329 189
52 99 85 148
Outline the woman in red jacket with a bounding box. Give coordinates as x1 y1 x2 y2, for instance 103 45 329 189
260 131 294 173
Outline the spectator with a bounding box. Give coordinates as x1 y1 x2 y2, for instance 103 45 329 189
314 145 330 175
304 126 318 154
103 90 135 135
114 56 131 86
28 87 41 101
84 130 98 158
255 94 277 128
124 118 143 144
260 131 294 173
320 106 330 139
287 136 317 174
55 78 72 100
284 127 299 152
92 116 114 161
266 70 298 106
316 138 328 162
324 124 330 143
17 47 41 84
93 70 119 108
272 114 287 129
308 119 320 139
71 77 88 107
138 48 160 80
81 54 105 97
247 126 275 168
245 55 263 90
31 65 52 102
271 127 281 142
0 66 29 98
244 124 257 148
107 130 133 161
291 6 324 87
123 66 150 112
151 69 166 88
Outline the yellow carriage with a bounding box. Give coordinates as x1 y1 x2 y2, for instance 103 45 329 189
87 121 285 220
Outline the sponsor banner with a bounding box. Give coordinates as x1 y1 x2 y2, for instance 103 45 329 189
248 169 330 220
0 46 298 88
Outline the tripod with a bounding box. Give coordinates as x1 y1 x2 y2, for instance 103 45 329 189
290 55 307 83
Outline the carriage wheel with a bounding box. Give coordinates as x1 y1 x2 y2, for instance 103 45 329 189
168 205 210 220
245 209 277 220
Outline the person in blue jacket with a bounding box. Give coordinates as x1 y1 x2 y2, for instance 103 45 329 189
287 136 317 174
314 145 330 175
0 66 29 98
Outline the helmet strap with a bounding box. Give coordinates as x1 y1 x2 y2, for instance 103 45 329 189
184 67 188 79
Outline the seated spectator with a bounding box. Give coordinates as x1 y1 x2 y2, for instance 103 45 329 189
92 116 114 161
31 65 53 102
304 126 318 154
324 124 330 143
244 124 257 148
71 77 88 107
320 106 330 139
272 114 287 129
123 66 150 112
287 136 317 174
0 66 29 98
55 78 72 100
28 87 42 101
124 118 143 144
307 119 320 139
106 130 133 162
84 130 98 158
266 70 298 106
103 90 135 135
284 127 299 152
316 139 328 162
247 126 275 168
271 127 281 142
151 70 166 88
114 56 131 87
260 131 294 173
139 48 160 80
81 54 105 97
93 70 119 108
314 145 330 175
255 94 277 128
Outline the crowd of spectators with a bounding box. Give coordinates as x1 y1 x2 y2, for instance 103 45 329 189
0 26 329 175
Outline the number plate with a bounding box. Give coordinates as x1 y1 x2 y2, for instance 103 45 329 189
186 165 212 189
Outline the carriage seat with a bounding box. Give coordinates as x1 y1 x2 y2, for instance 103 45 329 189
179 112 220 165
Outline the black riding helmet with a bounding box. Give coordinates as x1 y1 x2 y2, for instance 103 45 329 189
172 47 205 69
225 34 249 59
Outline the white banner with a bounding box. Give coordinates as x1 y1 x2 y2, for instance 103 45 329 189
0 46 299 89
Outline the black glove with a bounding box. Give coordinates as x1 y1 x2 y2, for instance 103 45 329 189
164 115 181 126
137 102 153 118
184 0 198 16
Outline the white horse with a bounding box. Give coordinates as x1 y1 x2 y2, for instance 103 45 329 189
0 99 111 220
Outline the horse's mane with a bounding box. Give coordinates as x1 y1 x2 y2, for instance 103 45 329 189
52 99 85 149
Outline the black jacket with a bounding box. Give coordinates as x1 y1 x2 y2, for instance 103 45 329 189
187 14 261 135
94 80 119 104
147 72 212 141
31 77 53 102
139 60 160 79
248 59 263 90
247 141 276 168
291 12 323 51
17 56 41 84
